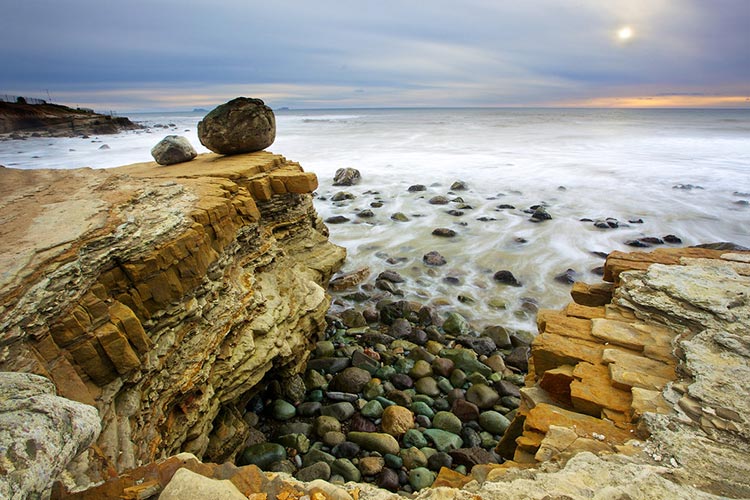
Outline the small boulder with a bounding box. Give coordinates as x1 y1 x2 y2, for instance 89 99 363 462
151 135 197 165
333 168 361 186
198 97 275 154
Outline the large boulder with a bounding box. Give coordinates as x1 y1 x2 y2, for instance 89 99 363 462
151 135 197 165
198 97 275 155
333 168 361 186
0 372 100 499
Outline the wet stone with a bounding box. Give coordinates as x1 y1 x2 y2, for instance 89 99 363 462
295 462 332 482
432 411 462 435
451 398 480 422
493 270 522 287
429 196 450 205
238 443 287 470
350 413 378 432
432 228 457 237
415 377 441 397
423 251 447 266
377 468 400 491
409 467 436 490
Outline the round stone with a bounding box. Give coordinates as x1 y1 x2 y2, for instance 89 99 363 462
384 453 403 469
331 458 361 483
321 402 356 421
414 377 441 397
427 451 453 471
323 431 347 447
381 405 414 436
443 312 470 335
198 97 275 154
451 398 480 422
423 428 463 453
431 358 455 377
332 441 360 459
295 462 331 482
408 467 436 490
479 411 511 435
329 367 372 394
359 456 385 476
272 399 296 421
410 401 435 419
400 447 428 470
150 135 197 165
314 415 341 437
361 399 384 419
377 468 400 491
466 384 500 409
432 411 462 435
237 443 286 470
409 360 433 379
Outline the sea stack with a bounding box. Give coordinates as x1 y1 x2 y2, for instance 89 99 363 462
197 97 275 155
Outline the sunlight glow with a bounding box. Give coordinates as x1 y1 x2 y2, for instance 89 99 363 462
617 26 634 40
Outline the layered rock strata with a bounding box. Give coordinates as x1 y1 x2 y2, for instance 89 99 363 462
0 100 140 137
0 152 345 487
485 247 750 498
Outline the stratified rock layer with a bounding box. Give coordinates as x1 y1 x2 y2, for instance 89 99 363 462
0 151 345 487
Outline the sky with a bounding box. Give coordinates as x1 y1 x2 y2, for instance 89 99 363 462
2 0 749 112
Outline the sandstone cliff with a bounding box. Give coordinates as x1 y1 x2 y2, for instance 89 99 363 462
0 152 345 488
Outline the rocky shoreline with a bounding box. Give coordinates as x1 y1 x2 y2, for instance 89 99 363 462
0 100 140 138
1 97 748 498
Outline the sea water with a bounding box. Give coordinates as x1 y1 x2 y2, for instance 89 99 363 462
2 108 748 331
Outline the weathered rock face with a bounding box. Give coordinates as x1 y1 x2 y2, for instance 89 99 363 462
198 98 276 155
0 372 100 499
150 135 198 165
0 151 345 487
490 247 750 499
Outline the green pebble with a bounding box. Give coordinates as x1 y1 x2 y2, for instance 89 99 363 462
392 339 418 351
375 365 396 380
455 465 467 475
238 443 287 470
315 341 335 357
478 411 511 435
468 372 488 385
489 372 503 383
384 453 403 469
375 396 396 407
449 369 467 388
433 398 450 411
408 467 436 490
331 458 361 483
442 312 470 335
480 431 498 449
394 358 415 374
403 429 429 448
415 377 441 397
272 399 296 420
432 411 462 435
308 389 324 402
437 377 453 393
420 447 438 461
361 399 384 418
423 428 463 452
413 394 435 406
410 401 435 418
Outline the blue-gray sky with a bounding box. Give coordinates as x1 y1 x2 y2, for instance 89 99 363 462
2 0 749 111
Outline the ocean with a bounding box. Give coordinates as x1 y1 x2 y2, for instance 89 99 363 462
2 108 748 331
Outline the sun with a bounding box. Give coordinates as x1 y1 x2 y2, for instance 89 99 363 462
617 26 634 41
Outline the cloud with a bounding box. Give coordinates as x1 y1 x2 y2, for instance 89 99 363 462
1 0 748 110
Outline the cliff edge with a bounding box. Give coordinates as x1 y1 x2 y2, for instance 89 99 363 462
0 152 346 490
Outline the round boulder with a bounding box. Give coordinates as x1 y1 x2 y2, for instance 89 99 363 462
151 135 197 165
197 97 275 155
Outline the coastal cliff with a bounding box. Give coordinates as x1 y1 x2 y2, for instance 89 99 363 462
0 152 346 489
0 100 140 137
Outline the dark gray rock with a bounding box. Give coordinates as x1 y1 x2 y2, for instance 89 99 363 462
198 97 275 154
493 270 522 287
